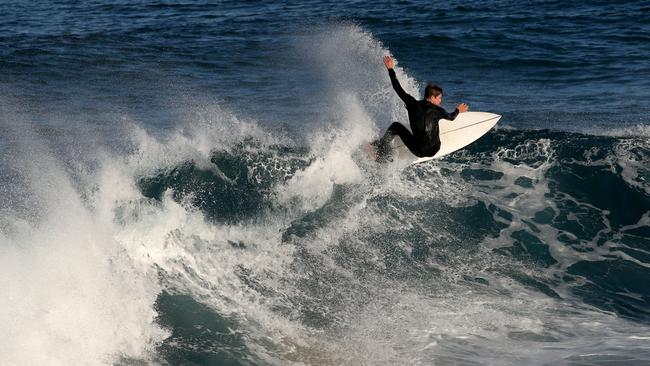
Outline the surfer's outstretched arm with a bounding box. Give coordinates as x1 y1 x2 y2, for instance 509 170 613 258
443 103 468 121
443 107 461 121
383 56 416 107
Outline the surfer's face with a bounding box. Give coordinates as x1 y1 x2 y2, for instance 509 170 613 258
428 94 443 106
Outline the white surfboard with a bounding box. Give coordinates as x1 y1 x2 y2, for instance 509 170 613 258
390 111 501 164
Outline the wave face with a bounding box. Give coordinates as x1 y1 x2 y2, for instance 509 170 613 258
4 100 649 365
1 1 649 365
131 127 650 365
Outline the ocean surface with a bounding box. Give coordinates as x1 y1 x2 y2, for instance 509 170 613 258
1 1 649 365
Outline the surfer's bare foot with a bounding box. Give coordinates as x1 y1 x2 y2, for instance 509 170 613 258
364 143 378 161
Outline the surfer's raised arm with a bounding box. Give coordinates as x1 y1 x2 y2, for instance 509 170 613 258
383 56 416 106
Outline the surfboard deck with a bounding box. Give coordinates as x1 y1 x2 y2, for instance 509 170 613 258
390 111 501 164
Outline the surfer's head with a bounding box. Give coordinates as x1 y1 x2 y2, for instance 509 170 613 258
425 84 443 105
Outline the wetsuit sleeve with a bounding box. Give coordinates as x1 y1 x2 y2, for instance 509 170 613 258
442 108 460 121
388 69 416 106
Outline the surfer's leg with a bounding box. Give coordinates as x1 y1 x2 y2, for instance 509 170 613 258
376 122 421 159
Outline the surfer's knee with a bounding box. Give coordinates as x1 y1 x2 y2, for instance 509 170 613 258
387 122 405 134
388 121 402 129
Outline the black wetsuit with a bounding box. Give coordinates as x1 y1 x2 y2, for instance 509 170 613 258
375 68 459 159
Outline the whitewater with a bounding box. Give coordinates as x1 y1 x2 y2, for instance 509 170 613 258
1 5 649 365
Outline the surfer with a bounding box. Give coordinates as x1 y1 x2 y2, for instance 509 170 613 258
368 55 469 161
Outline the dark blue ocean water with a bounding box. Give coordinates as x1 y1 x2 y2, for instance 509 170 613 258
1 1 649 365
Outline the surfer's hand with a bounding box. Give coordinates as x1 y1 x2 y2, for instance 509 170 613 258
383 55 394 69
457 103 469 112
